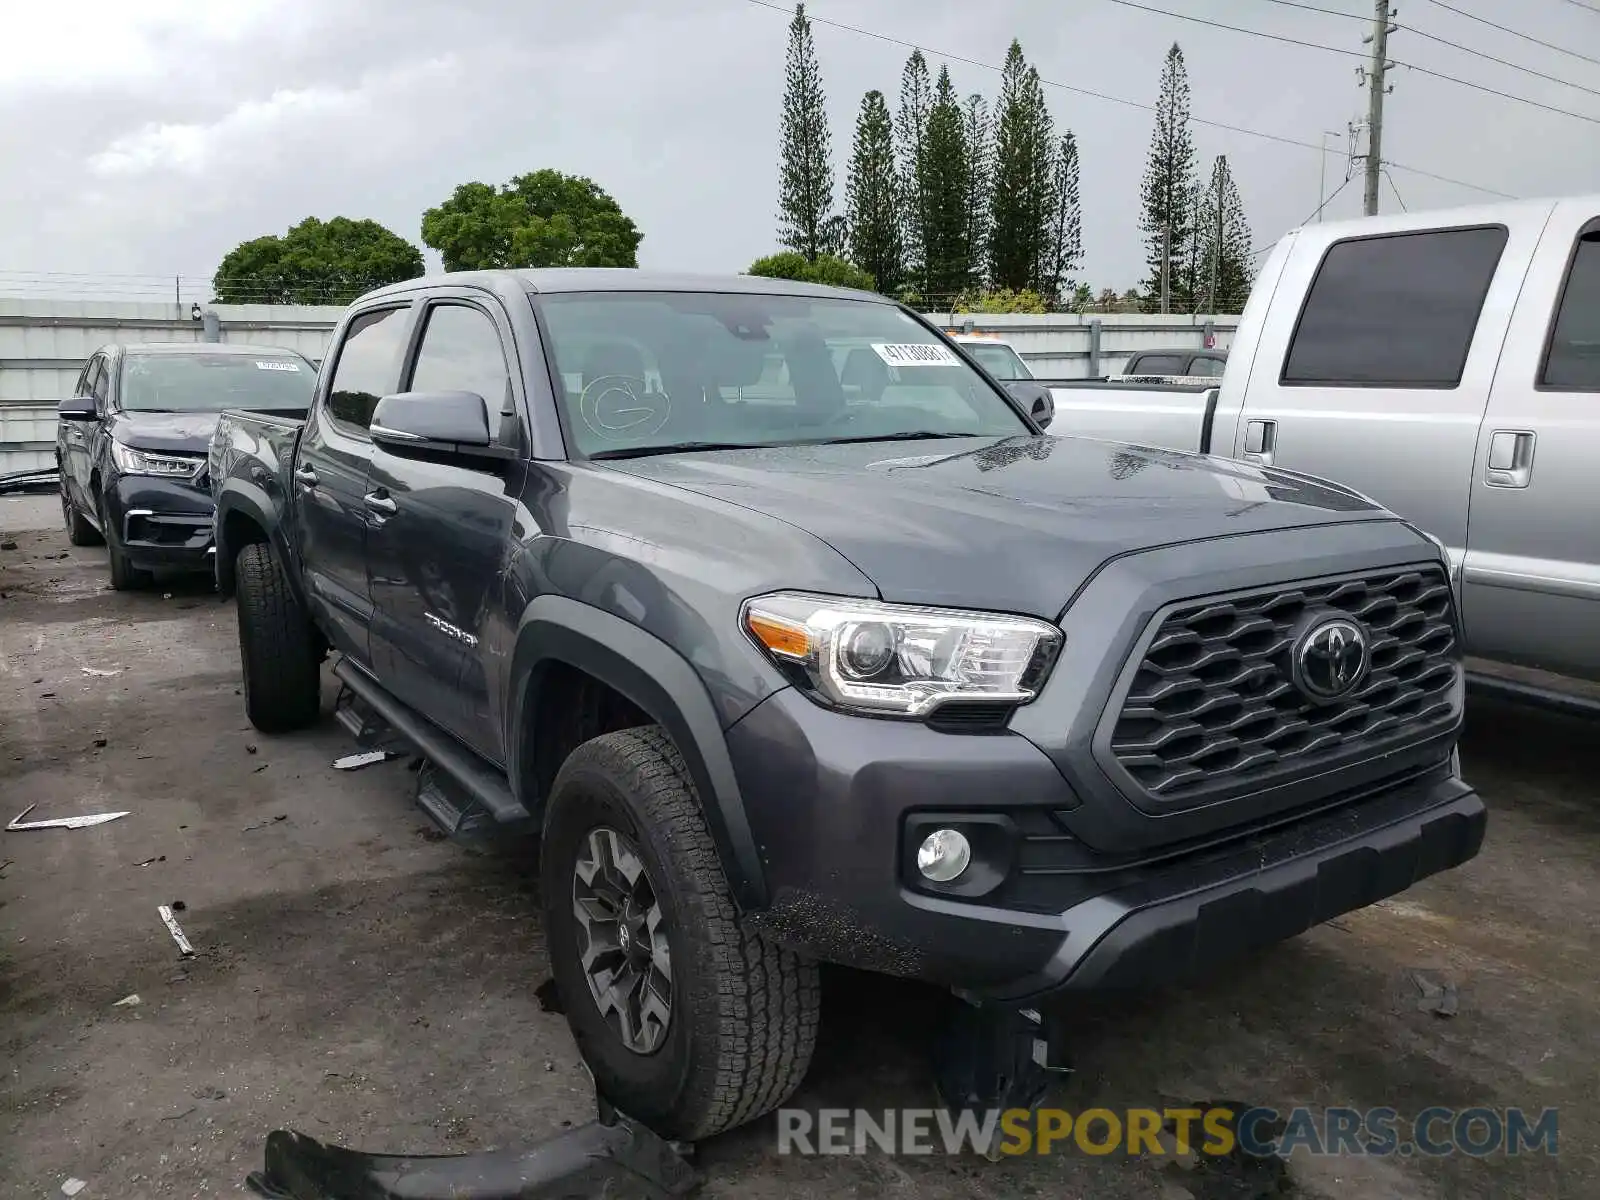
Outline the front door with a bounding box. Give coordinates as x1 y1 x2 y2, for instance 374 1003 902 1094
60 357 102 513
366 297 524 761
293 304 414 664
1463 203 1600 679
1228 219 1541 569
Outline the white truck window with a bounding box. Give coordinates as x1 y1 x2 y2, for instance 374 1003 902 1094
1541 229 1600 392
1282 226 1508 389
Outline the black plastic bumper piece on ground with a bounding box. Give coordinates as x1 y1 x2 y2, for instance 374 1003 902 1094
931 1000 1071 1116
244 1107 700 1199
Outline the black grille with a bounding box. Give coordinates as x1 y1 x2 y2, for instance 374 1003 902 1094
1108 567 1459 803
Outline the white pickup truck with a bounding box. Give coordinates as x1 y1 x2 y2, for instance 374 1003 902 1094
1043 194 1600 693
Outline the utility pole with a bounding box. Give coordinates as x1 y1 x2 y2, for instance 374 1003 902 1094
1359 1 1396 217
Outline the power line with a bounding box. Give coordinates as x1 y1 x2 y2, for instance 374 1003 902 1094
741 0 1516 198
1100 0 1600 125
1382 168 1409 211
1253 0 1367 20
1399 23 1600 99
1563 0 1600 14
1418 1 1600 69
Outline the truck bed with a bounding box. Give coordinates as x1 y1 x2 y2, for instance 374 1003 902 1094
1039 380 1219 455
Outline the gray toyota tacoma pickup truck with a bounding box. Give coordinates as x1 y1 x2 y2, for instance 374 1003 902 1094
209 268 1485 1139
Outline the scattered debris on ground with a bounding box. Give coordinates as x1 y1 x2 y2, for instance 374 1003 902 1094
242 814 289 832
1412 971 1460 1018
158 904 195 957
112 994 141 1008
80 666 121 678
7 804 130 831
60 1178 86 1197
333 749 397 771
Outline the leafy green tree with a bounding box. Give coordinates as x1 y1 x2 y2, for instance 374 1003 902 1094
748 251 875 291
1070 282 1094 311
845 90 903 295
896 50 934 293
1041 132 1083 306
988 42 1055 294
211 217 422 305
776 3 836 261
922 66 973 306
962 94 993 292
952 287 1048 314
1138 43 1196 311
421 171 642 271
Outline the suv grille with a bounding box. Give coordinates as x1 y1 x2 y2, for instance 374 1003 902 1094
1108 567 1459 803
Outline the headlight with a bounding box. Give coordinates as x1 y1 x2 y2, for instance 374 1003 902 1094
741 591 1062 717
111 443 204 478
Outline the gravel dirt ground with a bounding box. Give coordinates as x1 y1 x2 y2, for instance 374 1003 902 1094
2 492 1596 1200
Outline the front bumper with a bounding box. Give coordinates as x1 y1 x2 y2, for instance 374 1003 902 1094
730 687 1484 1002
106 473 215 572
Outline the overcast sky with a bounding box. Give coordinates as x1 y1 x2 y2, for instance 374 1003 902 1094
2 0 1598 304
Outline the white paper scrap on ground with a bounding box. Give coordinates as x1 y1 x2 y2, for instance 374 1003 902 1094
6 805 130 831
332 750 394 770
158 905 195 957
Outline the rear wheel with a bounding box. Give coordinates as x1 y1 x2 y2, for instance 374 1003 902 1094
235 542 322 732
541 727 820 1139
61 484 102 547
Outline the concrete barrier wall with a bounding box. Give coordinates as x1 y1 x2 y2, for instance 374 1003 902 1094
930 311 1236 378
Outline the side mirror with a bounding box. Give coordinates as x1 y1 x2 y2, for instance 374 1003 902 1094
57 396 98 421
370 391 492 450
1006 381 1054 430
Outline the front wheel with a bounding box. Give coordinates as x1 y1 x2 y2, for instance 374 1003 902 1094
234 542 321 732
541 727 820 1140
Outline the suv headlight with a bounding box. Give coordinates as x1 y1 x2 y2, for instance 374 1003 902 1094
111 443 204 478
742 591 1062 717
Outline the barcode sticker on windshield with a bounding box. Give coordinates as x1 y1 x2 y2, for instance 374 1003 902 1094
871 343 960 368
256 361 300 372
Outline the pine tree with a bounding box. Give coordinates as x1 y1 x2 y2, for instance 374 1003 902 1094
1195 155 1254 312
962 94 993 292
845 90 903 294
1040 132 1082 307
922 66 972 306
895 51 933 295
776 3 835 262
1138 43 1196 311
989 42 1056 293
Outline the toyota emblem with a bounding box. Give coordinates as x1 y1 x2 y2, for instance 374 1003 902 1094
1292 616 1370 702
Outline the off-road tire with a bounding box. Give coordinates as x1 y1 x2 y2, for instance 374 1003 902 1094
235 542 321 732
541 726 820 1140
61 486 102 547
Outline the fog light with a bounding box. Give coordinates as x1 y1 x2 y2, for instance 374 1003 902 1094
916 828 971 882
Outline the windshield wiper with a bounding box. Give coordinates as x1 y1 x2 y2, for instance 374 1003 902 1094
589 440 776 461
812 431 990 445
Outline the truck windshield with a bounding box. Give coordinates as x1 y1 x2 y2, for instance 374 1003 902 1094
534 292 1030 458
965 343 1033 381
119 353 315 413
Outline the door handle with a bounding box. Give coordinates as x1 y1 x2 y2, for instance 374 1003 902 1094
293 464 319 489
363 490 398 515
1485 430 1535 489
1243 418 1277 468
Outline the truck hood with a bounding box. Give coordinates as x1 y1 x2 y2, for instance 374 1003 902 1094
604 434 1395 617
110 411 222 454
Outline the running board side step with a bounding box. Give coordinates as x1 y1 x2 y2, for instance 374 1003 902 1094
332 659 529 826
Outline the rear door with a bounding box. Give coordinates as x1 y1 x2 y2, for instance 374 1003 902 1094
294 303 416 664
366 293 526 760
1228 217 1544 568
1462 203 1600 678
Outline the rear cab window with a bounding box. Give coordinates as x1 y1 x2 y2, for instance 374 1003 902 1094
325 307 412 433
1540 223 1600 392
1282 225 1509 388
